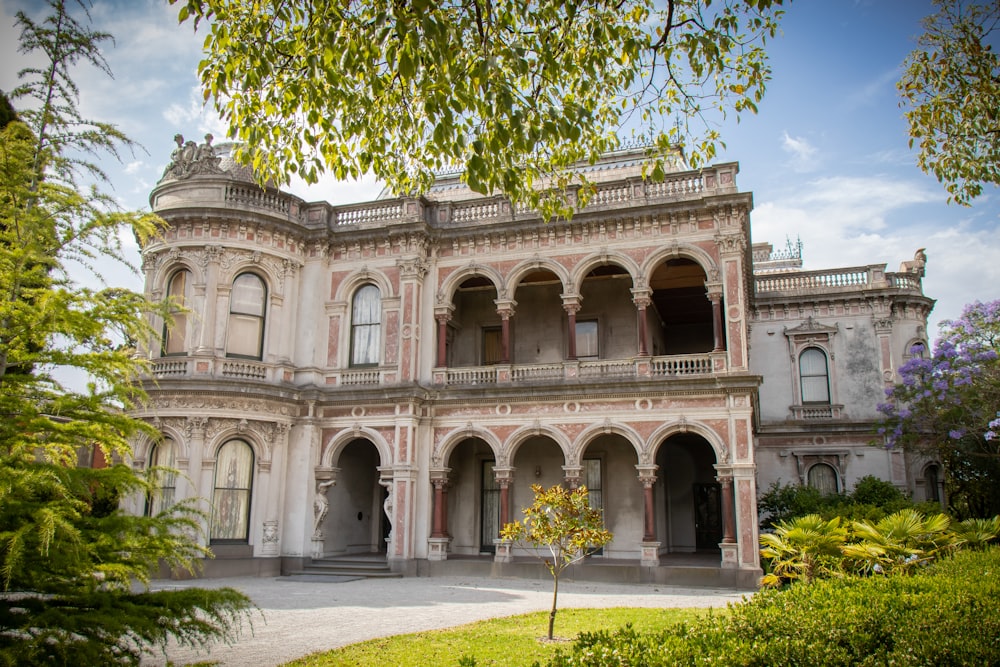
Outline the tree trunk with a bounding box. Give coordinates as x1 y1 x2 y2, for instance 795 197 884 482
548 573 559 640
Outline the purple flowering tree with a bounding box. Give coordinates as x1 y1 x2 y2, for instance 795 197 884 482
877 300 1000 517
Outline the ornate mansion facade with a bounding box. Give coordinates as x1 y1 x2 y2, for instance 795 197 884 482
132 139 934 588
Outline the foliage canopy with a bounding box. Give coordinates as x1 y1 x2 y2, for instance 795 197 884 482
877 299 1000 518
899 0 1000 205
171 0 786 218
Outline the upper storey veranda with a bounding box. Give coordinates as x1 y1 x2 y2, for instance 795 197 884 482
149 138 747 239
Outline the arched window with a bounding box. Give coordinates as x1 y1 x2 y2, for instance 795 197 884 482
145 437 177 516
163 270 192 355
351 284 381 366
799 347 830 403
211 440 254 542
807 463 839 495
925 464 941 502
226 273 267 359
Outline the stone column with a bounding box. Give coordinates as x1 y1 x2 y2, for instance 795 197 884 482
195 244 221 354
428 469 451 561
495 300 516 364
562 465 583 489
708 288 724 352
561 295 582 360
493 467 515 563
636 465 660 567
435 313 451 368
631 288 652 357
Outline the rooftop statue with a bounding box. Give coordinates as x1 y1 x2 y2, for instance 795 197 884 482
160 133 225 182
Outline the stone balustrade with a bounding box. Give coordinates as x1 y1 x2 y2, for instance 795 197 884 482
153 164 739 230
756 266 924 296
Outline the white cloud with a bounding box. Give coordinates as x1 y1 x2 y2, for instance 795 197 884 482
751 174 997 336
781 131 819 173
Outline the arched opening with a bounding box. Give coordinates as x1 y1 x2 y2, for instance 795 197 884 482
580 434 641 558
162 269 193 356
807 463 839 494
649 258 715 354
350 285 381 367
511 269 564 364
799 347 831 404
443 437 497 555
226 272 267 359
145 437 177 517
654 433 720 553
211 439 254 543
326 439 386 555
578 265 635 360
449 276 500 367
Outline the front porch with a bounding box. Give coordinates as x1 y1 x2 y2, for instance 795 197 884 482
414 552 760 590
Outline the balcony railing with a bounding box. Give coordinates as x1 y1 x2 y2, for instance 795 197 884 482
755 265 924 296
440 353 723 387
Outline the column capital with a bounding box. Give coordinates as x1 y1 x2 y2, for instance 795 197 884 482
494 299 517 318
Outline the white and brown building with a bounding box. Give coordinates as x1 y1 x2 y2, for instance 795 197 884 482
130 139 934 588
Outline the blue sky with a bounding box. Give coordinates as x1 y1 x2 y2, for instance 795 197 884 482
1 0 997 339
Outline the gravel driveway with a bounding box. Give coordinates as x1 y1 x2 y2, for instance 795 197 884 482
144 575 749 666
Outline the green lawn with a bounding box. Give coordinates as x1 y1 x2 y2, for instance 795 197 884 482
283 607 716 667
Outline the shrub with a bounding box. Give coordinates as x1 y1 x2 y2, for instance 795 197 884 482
542 547 1000 666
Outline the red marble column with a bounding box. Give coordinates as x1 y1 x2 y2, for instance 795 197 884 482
711 294 724 352
634 295 650 357
435 315 449 368
566 307 578 360
431 478 448 538
720 476 736 544
499 479 510 527
641 477 656 541
500 314 511 364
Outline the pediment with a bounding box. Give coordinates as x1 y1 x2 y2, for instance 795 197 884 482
784 316 838 338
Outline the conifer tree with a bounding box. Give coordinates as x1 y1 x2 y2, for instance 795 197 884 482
0 2 253 663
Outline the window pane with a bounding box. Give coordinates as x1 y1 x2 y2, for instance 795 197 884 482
212 440 253 541
807 464 838 494
584 458 602 510
227 274 265 359
231 274 265 316
483 327 502 365
227 313 264 358
800 348 830 403
351 285 381 366
147 438 177 516
164 271 192 355
576 320 599 358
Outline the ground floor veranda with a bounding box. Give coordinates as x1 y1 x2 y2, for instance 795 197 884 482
135 388 762 588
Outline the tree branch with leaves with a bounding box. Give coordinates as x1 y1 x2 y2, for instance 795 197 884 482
171 0 785 219
500 484 612 640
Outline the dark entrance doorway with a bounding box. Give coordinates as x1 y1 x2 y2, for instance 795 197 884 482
480 459 500 553
693 482 723 549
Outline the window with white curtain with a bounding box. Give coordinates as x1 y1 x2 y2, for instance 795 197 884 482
807 463 839 495
145 437 177 517
576 320 599 359
350 284 381 366
163 270 192 355
211 440 254 542
799 347 831 403
226 273 267 359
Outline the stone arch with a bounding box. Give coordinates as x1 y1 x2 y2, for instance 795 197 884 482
333 266 395 302
319 426 394 469
218 259 281 295
645 419 728 466
503 423 573 467
151 257 204 296
504 256 571 296
133 422 191 466
432 425 503 468
571 421 644 467
205 423 269 465
569 251 640 294
436 263 504 305
639 242 719 283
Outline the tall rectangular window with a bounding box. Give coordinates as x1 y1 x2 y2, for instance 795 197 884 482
226 273 266 359
351 284 381 366
482 326 502 365
576 320 599 359
163 270 192 355
799 347 831 403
